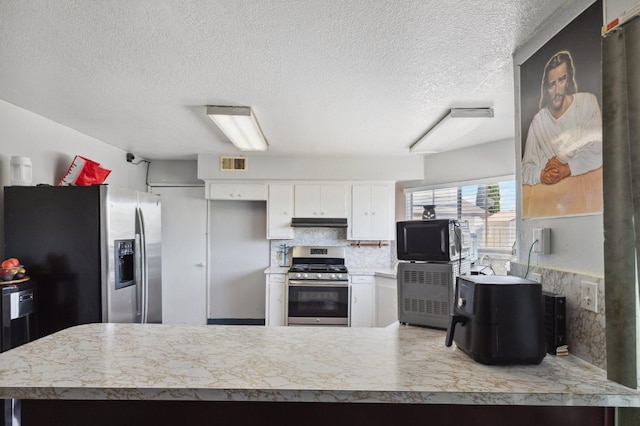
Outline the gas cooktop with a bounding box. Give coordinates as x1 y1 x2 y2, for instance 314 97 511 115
289 264 348 273
288 246 348 281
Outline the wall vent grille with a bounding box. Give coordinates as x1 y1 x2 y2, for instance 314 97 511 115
220 156 247 171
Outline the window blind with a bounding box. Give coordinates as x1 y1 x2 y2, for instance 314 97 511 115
405 179 516 252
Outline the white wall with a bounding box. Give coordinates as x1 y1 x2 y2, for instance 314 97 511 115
148 160 202 186
0 99 148 258
403 138 514 186
197 154 424 182
513 0 604 277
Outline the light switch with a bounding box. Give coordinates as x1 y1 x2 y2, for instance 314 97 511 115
580 281 598 313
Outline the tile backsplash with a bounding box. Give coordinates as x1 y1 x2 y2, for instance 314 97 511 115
510 262 606 369
270 228 393 269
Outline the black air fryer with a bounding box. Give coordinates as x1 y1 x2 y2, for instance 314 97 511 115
445 275 546 365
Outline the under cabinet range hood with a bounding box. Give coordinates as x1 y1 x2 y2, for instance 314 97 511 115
291 218 348 228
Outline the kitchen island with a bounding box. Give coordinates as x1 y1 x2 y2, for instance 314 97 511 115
0 322 637 425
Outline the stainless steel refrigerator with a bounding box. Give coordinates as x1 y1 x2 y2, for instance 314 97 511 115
3 185 162 339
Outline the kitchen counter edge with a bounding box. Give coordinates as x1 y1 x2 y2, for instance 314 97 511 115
0 323 638 406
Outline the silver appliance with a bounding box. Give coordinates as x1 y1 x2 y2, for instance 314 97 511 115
4 185 162 338
287 246 349 326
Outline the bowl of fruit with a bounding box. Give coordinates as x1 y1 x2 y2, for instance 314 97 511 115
0 258 26 281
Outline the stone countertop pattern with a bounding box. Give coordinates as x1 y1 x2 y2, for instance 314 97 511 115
0 323 638 406
348 268 397 279
264 266 290 274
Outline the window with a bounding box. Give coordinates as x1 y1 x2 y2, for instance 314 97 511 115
405 179 516 253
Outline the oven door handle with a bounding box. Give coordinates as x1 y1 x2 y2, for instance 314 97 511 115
288 280 349 287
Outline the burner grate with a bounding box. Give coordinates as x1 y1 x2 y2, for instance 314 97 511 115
289 264 348 273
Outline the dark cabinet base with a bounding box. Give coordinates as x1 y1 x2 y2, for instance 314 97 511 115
18 400 614 426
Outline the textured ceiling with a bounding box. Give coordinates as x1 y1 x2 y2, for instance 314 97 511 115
0 1 570 160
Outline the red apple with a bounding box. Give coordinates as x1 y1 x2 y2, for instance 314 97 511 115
1 258 19 269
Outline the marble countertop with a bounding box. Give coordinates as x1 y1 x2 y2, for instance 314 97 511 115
264 266 290 273
348 268 397 279
0 322 638 406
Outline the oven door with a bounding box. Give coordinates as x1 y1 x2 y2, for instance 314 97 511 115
287 280 349 326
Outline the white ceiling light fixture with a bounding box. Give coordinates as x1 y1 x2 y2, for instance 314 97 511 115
206 106 269 152
410 108 494 154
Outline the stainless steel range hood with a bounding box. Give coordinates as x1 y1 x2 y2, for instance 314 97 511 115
291 218 348 228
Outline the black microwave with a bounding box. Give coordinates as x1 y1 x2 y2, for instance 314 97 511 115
396 219 471 262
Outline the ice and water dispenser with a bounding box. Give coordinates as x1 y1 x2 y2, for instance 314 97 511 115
115 239 136 289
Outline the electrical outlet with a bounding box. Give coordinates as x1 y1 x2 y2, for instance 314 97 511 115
532 228 551 254
580 281 598 313
530 272 542 283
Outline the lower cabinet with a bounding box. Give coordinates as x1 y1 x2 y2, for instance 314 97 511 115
350 275 375 327
22 400 616 426
376 276 398 327
265 273 286 326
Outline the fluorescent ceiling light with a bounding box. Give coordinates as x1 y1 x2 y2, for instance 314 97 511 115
410 108 494 154
207 106 269 151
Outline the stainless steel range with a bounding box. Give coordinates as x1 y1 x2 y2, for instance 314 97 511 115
287 246 349 326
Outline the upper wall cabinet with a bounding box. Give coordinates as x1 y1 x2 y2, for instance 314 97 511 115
267 184 294 239
206 182 266 200
349 184 394 241
294 184 347 217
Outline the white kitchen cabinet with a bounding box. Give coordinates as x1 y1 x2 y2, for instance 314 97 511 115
265 273 287 326
206 183 266 200
376 276 398 327
349 184 394 240
350 275 375 327
294 184 347 217
267 184 294 239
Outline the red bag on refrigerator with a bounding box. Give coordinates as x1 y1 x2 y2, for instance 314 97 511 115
57 155 112 186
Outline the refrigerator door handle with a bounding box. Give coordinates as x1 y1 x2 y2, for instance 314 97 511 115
136 207 149 323
134 232 143 320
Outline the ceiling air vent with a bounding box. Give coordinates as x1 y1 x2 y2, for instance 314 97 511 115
220 156 247 171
